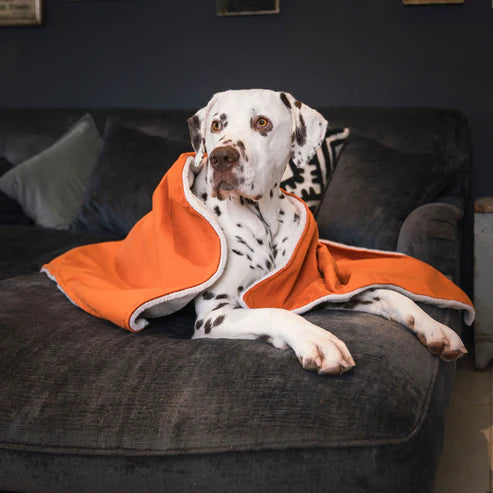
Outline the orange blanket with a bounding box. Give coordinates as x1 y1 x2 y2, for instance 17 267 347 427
42 152 474 331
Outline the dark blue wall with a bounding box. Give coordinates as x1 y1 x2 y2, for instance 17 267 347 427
0 0 492 296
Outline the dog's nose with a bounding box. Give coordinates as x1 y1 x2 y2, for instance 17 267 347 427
209 146 240 172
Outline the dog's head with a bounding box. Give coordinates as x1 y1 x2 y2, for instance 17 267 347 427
187 89 327 201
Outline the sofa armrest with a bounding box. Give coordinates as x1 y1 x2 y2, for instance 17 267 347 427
397 202 463 281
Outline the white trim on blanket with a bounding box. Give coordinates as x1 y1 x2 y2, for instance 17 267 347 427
127 156 229 331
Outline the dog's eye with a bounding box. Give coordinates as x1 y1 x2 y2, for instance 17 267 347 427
211 120 222 133
254 116 272 131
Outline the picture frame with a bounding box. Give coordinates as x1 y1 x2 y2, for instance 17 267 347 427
216 0 280 17
0 0 42 26
402 0 464 4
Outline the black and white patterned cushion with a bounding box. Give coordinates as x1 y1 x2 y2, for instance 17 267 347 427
280 127 350 215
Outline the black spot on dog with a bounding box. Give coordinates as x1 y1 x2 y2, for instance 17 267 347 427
294 213 300 222
204 319 212 334
282 236 288 243
282 249 286 256
266 260 272 270
256 238 263 245
250 184 254 190
202 291 214 300
279 219 284 224
294 100 302 109
250 265 255 270
212 302 229 311
216 294 229 300
246 254 252 261
255 194 262 200
280 92 291 109
195 319 204 330
270 189 273 198
214 206 221 216
232 249 243 256
201 192 208 201
295 114 307 147
256 264 264 271
373 296 381 302
238 286 244 293
237 140 245 150
240 196 245 206
279 194 285 200
236 223 242 228
213 315 225 327
220 113 227 121
239 177 245 185
279 209 284 216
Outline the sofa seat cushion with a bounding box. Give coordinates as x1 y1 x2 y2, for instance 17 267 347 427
0 273 457 455
0 225 120 281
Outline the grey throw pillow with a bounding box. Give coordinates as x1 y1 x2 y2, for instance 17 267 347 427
71 120 191 237
0 114 102 230
317 133 454 250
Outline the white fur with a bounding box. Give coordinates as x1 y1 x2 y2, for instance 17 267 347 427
187 89 467 375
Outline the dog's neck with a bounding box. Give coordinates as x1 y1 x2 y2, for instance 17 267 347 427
191 165 288 240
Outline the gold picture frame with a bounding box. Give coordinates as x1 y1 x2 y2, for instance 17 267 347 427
403 0 464 4
216 0 280 16
0 0 42 26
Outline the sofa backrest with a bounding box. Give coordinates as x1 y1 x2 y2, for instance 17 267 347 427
0 106 471 201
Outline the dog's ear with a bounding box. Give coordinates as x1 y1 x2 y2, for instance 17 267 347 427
187 93 219 166
187 106 208 166
279 92 328 169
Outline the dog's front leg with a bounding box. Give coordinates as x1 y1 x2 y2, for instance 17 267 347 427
341 288 467 361
192 305 355 375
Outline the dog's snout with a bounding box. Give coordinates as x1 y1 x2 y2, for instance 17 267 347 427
209 146 240 172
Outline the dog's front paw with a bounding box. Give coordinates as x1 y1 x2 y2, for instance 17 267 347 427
415 320 467 361
292 327 356 375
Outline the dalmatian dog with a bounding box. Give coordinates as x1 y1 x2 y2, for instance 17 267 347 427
187 89 467 375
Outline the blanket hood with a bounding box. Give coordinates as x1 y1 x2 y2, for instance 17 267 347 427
42 152 474 331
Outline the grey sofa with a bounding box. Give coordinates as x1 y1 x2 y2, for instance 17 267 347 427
0 107 471 492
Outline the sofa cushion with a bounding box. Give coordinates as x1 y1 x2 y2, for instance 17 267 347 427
317 133 455 250
72 121 191 237
0 273 457 492
0 114 102 230
0 225 119 281
0 157 33 225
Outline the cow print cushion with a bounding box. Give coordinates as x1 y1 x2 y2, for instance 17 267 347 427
280 128 350 216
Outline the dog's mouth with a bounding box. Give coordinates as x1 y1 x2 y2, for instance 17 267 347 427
213 179 236 201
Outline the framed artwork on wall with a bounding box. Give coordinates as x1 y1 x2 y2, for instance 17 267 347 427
216 0 280 16
403 0 464 4
0 0 42 25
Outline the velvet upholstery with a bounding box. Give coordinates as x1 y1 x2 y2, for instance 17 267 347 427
72 121 190 236
317 133 458 251
0 225 119 281
397 202 463 281
0 157 33 225
0 107 472 492
0 273 458 493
